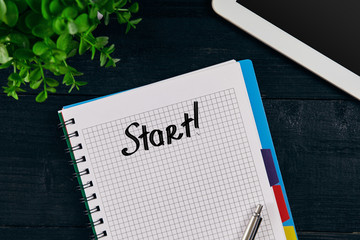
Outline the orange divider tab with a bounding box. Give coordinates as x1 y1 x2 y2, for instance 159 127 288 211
273 185 290 222
284 226 297 240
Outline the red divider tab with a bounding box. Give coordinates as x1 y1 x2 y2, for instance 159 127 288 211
272 185 290 222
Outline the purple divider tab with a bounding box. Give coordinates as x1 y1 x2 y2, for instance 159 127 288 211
261 149 279 186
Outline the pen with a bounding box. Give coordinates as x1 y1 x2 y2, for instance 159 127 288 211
241 204 263 240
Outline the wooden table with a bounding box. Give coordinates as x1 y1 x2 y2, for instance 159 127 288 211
1 1 359 239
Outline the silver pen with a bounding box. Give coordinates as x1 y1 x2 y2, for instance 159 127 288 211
241 204 263 240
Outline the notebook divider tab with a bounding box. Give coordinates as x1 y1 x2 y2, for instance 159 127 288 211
261 149 291 231
58 112 107 240
261 149 279 187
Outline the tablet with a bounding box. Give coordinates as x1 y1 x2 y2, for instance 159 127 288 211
212 0 360 100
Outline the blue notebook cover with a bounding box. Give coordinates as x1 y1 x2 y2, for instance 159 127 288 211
240 60 298 239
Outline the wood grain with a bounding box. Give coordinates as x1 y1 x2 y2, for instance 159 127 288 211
0 0 359 239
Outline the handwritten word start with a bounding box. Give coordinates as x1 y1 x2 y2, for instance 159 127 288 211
121 101 199 156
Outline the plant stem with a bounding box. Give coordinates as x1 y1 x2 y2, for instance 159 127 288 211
63 60 77 92
80 34 113 60
38 62 46 92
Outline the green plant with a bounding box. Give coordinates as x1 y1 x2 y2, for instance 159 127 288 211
0 0 141 102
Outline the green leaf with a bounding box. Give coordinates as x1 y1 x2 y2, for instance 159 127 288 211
8 72 22 82
67 21 78 34
26 0 41 13
76 81 87 86
53 17 67 34
62 6 78 19
25 12 43 29
125 23 131 34
0 0 7 21
55 65 68 74
107 44 115 54
8 33 30 48
14 48 34 60
29 68 41 81
49 0 61 15
23 72 30 82
32 23 54 38
104 0 114 12
0 43 12 63
75 0 85 9
74 13 90 33
95 36 108 48
47 87 56 93
13 0 27 13
0 60 12 69
33 41 49 55
89 5 98 19
41 0 51 19
105 58 114 67
35 90 47 102
96 0 109 7
16 12 32 34
45 77 59 87
100 52 106 66
91 46 95 60
104 11 110 25
130 18 142 25
129 2 139 13
30 79 42 89
44 37 56 48
19 67 28 78
68 66 82 76
63 72 72 85
116 12 127 24
52 49 67 61
114 0 127 8
56 33 71 51
3 0 19 27
11 90 19 100
79 37 90 55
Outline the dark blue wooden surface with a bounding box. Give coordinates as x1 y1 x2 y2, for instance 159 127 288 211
0 1 360 239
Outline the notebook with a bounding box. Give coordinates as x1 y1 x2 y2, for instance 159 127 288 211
58 60 297 240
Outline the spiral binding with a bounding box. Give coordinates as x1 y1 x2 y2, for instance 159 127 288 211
91 231 107 240
58 118 75 128
61 131 79 140
70 156 87 165
61 117 107 240
65 143 82 153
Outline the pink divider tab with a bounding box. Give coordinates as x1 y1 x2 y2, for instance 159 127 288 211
273 185 290 223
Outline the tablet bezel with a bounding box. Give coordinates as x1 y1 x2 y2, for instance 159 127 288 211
212 0 360 100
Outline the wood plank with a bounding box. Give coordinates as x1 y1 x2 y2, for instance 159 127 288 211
0 95 91 227
0 0 350 100
264 99 360 232
0 227 91 240
298 232 360 240
0 95 359 233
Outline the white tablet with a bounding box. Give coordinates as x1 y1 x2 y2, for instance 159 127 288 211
212 0 360 100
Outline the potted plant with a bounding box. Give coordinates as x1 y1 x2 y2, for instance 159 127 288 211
0 0 141 102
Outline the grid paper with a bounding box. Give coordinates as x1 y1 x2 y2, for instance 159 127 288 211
82 89 275 239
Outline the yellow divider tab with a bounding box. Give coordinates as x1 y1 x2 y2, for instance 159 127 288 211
284 226 297 240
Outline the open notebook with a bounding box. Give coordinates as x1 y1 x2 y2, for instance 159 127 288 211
58 60 297 240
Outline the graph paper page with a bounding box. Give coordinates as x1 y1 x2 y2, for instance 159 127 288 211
60 61 286 240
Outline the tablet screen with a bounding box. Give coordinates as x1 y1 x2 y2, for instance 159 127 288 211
236 0 360 76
